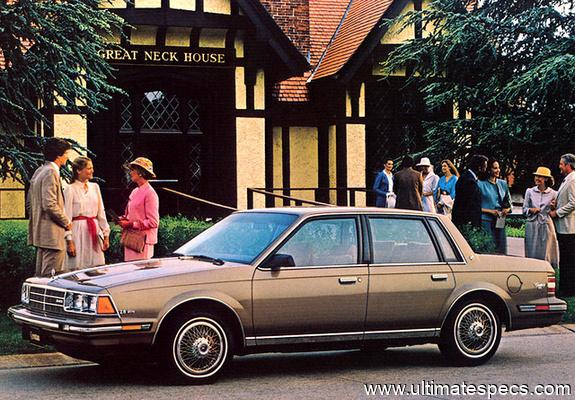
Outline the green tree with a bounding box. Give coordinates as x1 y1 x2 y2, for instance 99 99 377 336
381 0 575 183
0 0 124 183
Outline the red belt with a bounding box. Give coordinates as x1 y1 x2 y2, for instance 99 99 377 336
72 216 99 250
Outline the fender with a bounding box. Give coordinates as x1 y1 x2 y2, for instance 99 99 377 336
439 283 513 331
152 289 250 345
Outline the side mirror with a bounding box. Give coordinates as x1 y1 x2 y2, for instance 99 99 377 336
264 254 295 270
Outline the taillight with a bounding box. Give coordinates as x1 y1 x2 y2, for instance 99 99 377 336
547 273 556 296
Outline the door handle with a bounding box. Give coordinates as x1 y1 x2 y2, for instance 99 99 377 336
338 277 359 285
431 274 448 281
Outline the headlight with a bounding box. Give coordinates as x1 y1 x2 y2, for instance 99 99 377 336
64 292 104 314
21 283 30 305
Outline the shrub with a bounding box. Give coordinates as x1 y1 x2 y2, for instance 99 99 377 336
458 224 497 254
0 216 212 311
0 221 35 312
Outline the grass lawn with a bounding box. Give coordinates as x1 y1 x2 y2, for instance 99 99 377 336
0 314 53 355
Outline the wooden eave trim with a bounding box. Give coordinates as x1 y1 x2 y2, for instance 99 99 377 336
112 8 251 29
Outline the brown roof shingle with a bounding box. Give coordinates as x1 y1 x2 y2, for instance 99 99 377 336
310 0 394 81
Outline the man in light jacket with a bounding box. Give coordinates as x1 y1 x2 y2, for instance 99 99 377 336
549 153 575 297
27 138 72 277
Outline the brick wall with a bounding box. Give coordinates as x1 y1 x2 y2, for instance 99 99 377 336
260 0 310 57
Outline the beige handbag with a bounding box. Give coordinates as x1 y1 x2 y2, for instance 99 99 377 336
120 229 146 253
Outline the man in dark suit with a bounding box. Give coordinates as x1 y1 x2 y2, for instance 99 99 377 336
393 156 423 211
452 154 488 228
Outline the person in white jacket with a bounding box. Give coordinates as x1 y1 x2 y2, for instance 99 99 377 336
549 153 575 298
417 157 439 213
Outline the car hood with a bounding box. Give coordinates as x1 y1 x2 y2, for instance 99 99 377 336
51 257 249 289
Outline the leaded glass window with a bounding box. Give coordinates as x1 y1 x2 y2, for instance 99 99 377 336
120 97 133 133
141 91 181 132
187 99 201 133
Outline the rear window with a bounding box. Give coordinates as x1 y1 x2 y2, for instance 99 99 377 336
368 217 440 264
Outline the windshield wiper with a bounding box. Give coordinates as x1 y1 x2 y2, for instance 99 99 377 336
179 254 225 266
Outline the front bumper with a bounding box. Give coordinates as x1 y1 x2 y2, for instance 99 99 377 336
8 305 155 360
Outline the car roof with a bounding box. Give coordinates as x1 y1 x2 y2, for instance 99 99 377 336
238 207 438 217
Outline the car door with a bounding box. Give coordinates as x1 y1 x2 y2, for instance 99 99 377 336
364 216 456 338
252 216 368 344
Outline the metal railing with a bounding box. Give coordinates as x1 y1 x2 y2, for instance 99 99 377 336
161 187 238 213
247 187 372 209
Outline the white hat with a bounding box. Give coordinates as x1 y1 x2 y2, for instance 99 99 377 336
416 157 431 167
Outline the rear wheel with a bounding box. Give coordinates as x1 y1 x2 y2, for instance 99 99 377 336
439 300 501 366
160 311 234 384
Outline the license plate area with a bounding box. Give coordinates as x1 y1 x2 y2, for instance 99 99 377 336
23 327 46 345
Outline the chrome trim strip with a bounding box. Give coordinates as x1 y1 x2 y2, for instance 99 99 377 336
11 314 60 329
152 296 246 346
550 304 568 311
27 283 99 297
11 309 144 334
518 304 567 312
368 262 451 267
67 325 124 333
254 331 363 340
365 328 439 335
245 328 441 346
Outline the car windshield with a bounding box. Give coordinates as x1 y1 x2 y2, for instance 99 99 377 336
175 212 298 264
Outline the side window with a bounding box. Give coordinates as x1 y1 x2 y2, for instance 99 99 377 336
369 218 439 264
275 218 358 267
428 219 462 262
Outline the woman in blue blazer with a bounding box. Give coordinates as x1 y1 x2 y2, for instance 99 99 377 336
373 159 395 207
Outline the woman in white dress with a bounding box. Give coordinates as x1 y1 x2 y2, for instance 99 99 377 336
523 166 559 268
64 156 110 271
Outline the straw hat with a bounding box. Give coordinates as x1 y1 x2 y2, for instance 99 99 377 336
533 166 554 187
128 157 156 178
533 166 552 178
416 157 432 167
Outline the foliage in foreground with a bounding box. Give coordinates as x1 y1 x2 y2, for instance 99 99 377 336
0 0 124 183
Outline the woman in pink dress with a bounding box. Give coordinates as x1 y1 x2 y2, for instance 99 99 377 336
119 157 159 261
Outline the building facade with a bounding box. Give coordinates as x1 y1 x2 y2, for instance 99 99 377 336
1 0 446 218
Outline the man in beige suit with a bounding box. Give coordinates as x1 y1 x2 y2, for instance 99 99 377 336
27 138 72 277
549 153 575 297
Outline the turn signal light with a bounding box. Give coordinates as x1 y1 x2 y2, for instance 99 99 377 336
96 297 116 314
547 274 556 296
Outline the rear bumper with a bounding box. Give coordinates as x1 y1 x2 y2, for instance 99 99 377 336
8 305 155 361
510 301 567 331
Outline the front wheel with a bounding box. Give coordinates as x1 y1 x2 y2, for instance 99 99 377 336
439 301 501 366
160 311 234 384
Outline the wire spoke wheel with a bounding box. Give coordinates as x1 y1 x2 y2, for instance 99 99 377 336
440 300 501 366
173 317 228 379
455 306 495 355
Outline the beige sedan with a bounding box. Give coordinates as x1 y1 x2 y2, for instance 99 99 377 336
9 208 566 384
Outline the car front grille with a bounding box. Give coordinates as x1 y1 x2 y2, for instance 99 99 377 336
26 286 91 320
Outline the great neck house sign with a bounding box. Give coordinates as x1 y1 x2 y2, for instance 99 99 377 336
1 0 449 220
99 46 231 67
